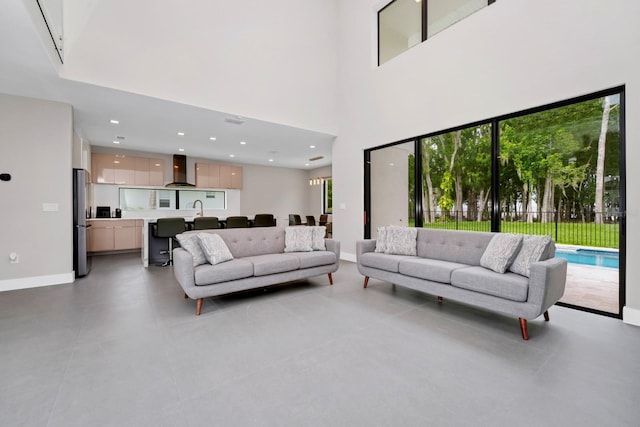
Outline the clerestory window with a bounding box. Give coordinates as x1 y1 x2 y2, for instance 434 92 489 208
378 0 496 65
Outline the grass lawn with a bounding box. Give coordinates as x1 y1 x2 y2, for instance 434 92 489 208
408 219 619 249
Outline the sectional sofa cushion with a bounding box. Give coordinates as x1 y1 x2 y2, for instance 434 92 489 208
509 235 553 277
451 266 529 302
359 252 413 273
398 258 469 284
416 229 492 265
480 233 523 273
243 254 300 276
175 233 208 267
194 259 254 285
293 251 337 269
198 233 234 265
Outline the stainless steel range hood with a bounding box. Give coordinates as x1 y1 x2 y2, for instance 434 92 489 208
165 154 195 187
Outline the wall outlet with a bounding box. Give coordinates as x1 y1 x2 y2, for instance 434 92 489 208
9 252 19 263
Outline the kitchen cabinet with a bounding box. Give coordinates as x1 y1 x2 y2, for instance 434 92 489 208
148 158 164 186
91 153 115 184
114 155 135 184
87 219 143 252
92 153 164 186
134 157 150 186
197 162 241 189
196 163 220 188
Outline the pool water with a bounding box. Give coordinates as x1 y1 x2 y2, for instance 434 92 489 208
555 248 619 269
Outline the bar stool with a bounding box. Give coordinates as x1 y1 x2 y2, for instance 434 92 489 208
193 216 220 230
153 217 186 266
225 216 249 228
306 215 316 226
253 214 275 227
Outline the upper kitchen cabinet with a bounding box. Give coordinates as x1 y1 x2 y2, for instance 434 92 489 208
148 158 165 186
91 153 115 183
230 166 242 189
197 162 241 189
113 155 134 185
92 153 164 186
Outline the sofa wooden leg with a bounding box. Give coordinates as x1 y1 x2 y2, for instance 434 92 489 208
519 318 529 340
184 293 188 299
363 276 369 288
544 310 550 321
328 272 333 285
196 298 203 316
437 296 443 302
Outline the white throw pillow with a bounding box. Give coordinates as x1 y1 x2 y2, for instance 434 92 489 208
375 226 388 253
509 235 553 277
284 226 314 252
480 233 523 273
385 225 418 256
311 226 326 251
175 233 208 267
197 233 234 265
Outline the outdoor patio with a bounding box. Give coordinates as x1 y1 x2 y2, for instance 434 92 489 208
560 263 619 314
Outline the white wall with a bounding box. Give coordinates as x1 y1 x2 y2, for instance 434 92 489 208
333 0 640 322
0 93 73 290
240 164 310 226
60 0 339 135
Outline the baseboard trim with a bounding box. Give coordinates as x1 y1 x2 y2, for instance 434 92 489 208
341 252 356 263
0 272 74 292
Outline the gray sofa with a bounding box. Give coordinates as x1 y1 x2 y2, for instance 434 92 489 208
173 226 340 315
357 228 567 340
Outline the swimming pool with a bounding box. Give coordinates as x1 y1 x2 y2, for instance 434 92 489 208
555 248 619 269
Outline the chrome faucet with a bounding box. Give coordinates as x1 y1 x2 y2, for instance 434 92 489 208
192 199 203 217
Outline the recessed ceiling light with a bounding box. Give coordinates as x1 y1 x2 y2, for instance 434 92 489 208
112 140 120 144
309 145 316 148
177 132 185 136
229 154 235 158
178 148 185 152
110 119 119 124
209 137 216 141
240 141 246 145
268 159 274 162
304 163 310 166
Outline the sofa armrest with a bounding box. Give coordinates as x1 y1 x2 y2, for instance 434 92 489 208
173 248 196 292
325 239 341 260
527 257 568 315
356 240 377 262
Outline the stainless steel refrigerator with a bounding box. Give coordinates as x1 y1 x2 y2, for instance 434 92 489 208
73 168 91 277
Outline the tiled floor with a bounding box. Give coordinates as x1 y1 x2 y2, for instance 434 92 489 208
1 253 640 426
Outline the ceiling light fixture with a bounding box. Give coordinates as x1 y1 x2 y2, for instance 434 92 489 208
229 154 235 158
209 137 216 141
112 140 120 144
110 119 119 124
309 145 316 148
240 141 246 145
304 163 310 166
268 159 274 162
178 148 185 152
177 132 185 136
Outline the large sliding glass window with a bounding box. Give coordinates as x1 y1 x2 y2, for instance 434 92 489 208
420 123 492 229
365 87 625 317
369 141 415 236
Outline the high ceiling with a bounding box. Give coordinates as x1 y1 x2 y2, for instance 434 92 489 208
0 0 334 169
